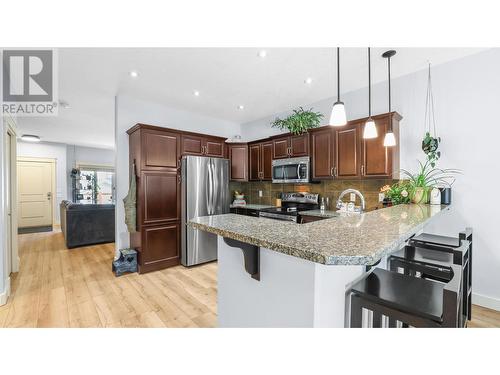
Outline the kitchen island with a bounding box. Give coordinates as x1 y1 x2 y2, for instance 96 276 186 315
188 204 450 327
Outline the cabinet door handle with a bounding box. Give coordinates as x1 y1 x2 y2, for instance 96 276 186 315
330 167 335 177
178 175 182 184
334 167 338 177
361 165 365 176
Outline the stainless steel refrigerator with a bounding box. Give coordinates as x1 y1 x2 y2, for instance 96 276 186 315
181 156 230 266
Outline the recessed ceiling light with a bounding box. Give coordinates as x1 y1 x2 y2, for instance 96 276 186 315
21 134 41 143
129 70 139 78
304 77 313 84
58 100 70 109
258 50 267 58
193 90 200 96
237 105 245 110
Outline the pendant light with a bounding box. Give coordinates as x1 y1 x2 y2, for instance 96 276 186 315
329 47 347 126
382 50 397 147
363 47 377 139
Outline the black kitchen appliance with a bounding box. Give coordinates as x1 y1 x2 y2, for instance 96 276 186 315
259 192 319 222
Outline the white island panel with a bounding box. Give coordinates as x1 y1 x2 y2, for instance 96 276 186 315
217 236 365 328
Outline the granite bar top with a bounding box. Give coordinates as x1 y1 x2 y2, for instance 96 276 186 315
299 209 340 218
230 204 275 210
188 204 450 266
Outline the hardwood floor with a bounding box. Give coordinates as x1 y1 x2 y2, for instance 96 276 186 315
0 229 217 328
1 229 499 328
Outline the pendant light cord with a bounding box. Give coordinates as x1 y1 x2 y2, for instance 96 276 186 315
368 47 371 118
424 63 437 136
337 47 340 101
388 53 392 132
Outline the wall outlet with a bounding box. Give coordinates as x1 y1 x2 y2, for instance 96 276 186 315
258 190 263 197
379 193 385 202
350 193 356 202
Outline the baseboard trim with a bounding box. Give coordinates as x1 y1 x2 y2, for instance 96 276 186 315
472 293 500 312
0 277 11 306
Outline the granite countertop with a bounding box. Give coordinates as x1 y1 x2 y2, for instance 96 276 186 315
230 204 275 210
188 204 450 266
299 209 340 218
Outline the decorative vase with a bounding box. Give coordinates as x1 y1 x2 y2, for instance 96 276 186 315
430 187 441 205
412 187 428 204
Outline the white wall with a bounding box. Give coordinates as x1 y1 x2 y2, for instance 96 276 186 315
242 49 500 305
114 95 240 253
17 141 67 224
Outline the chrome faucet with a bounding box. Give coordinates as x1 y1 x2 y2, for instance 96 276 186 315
336 189 366 213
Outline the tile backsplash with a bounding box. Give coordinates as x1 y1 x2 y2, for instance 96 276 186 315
229 179 396 211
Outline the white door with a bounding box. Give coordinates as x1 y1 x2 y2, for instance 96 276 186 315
17 159 54 228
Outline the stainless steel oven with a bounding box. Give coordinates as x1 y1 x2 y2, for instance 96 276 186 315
272 156 310 183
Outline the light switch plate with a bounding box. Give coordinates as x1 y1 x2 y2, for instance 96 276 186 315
259 190 263 197
350 193 356 202
379 193 385 202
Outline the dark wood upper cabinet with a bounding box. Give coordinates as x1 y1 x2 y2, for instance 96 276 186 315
181 134 204 156
290 134 309 157
335 123 361 179
273 137 289 159
228 143 248 181
360 118 393 178
261 142 273 180
181 134 225 158
273 133 309 159
249 143 261 181
311 127 335 180
248 141 272 181
140 129 180 170
204 138 225 158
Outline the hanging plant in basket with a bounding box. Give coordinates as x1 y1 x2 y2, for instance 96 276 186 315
422 63 441 167
271 107 323 135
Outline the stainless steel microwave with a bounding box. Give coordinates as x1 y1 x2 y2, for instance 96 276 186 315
272 156 310 183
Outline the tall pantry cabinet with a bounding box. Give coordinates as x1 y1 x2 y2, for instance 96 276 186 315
127 125 182 273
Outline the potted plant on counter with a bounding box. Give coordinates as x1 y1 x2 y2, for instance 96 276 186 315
380 182 411 206
401 160 460 204
271 107 323 135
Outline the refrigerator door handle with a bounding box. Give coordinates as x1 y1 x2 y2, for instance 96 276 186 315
207 159 213 215
212 159 219 213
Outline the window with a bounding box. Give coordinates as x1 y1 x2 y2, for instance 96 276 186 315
73 164 115 204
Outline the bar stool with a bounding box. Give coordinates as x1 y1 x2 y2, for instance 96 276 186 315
389 228 472 326
350 264 462 328
410 228 472 321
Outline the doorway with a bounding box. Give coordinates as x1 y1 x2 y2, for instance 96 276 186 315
17 157 56 234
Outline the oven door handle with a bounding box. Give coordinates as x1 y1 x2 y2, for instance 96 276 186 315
297 164 301 179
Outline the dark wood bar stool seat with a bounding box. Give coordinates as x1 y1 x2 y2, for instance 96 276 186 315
350 265 462 328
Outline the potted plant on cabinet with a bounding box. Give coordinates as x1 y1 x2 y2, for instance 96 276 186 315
271 107 323 135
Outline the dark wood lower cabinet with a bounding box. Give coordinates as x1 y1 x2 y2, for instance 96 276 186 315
139 223 180 273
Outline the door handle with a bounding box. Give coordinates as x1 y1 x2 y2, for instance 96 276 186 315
330 167 334 177
361 165 365 176
47 192 52 200
334 167 337 177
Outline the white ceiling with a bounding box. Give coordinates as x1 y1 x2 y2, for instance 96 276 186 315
16 47 486 148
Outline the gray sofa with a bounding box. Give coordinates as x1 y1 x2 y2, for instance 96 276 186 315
60 200 115 249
